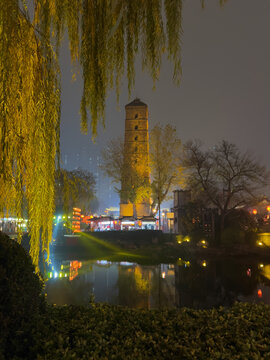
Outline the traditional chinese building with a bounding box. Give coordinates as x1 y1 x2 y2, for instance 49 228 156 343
120 98 151 218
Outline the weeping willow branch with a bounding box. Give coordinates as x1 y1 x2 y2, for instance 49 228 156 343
0 3 60 268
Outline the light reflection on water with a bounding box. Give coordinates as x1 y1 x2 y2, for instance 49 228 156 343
44 257 270 310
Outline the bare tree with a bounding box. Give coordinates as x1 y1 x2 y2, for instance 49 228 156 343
183 140 269 233
150 125 184 227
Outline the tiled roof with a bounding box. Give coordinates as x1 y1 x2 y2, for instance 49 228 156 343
125 98 147 107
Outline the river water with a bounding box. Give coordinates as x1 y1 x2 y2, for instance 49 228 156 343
44 255 270 309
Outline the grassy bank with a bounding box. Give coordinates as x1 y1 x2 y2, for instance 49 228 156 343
30 302 270 359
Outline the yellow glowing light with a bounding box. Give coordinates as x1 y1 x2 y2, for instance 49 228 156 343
261 265 270 280
267 206 270 212
202 261 207 267
59 272 62 278
161 272 166 278
49 272 53 278
252 209 258 215
201 240 206 244
259 264 264 268
63 216 66 219
178 258 191 267
178 240 182 244
61 265 64 270
258 242 263 246
52 266 54 270
184 236 190 242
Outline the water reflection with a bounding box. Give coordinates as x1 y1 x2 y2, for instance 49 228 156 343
44 257 270 309
175 260 261 309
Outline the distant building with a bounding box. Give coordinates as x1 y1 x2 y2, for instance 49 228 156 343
172 189 217 237
104 207 120 218
173 190 191 234
160 210 174 233
120 98 151 218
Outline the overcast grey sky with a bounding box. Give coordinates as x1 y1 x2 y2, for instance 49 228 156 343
60 0 270 184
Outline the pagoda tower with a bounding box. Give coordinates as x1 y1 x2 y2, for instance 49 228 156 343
120 98 151 218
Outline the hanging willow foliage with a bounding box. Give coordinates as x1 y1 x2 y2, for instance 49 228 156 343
1 0 226 268
0 1 60 268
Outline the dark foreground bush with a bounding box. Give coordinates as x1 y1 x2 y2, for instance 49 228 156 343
0 232 45 359
34 302 270 359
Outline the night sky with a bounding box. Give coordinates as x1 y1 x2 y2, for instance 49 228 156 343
60 0 270 208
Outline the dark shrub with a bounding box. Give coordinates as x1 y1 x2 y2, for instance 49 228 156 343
221 209 258 247
221 227 246 247
0 232 45 359
224 209 258 232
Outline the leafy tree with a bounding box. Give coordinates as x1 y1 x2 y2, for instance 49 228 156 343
122 149 152 207
150 124 183 227
55 168 96 214
0 0 226 266
101 138 151 206
183 140 269 235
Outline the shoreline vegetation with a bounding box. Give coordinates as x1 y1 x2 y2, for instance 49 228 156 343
33 302 270 359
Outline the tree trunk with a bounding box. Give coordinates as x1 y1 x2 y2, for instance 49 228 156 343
218 211 226 245
158 201 161 230
220 213 225 233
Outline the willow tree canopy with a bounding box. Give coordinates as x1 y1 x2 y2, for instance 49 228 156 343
0 0 227 267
